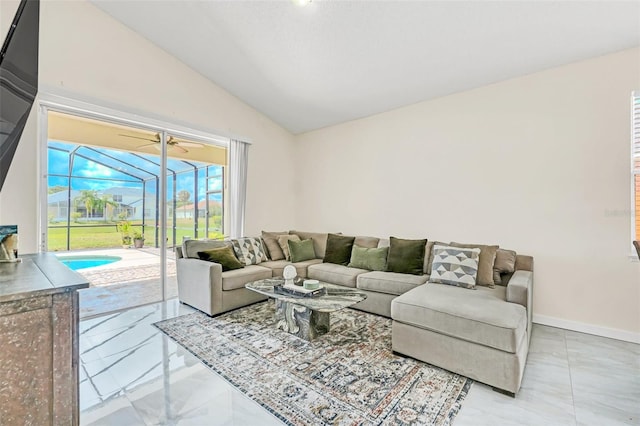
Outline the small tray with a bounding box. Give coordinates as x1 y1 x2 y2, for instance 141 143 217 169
273 284 326 298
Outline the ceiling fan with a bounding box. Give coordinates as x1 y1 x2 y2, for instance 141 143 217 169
119 133 204 153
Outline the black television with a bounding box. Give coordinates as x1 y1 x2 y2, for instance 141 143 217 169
0 0 39 191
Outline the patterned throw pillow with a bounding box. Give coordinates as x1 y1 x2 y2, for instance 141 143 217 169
230 237 268 266
429 245 481 289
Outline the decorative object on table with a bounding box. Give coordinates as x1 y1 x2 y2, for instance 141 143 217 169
282 264 296 286
273 283 326 298
154 302 472 426
0 225 19 263
303 279 320 290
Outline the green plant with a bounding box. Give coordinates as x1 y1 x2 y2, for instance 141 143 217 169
71 212 82 223
133 231 144 240
116 220 132 245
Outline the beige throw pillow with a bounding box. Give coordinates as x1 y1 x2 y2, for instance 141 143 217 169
449 242 498 288
493 248 517 285
261 231 288 261
277 234 301 261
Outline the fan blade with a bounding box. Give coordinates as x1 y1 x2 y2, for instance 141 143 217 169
137 142 158 149
120 134 158 142
174 145 189 153
178 142 204 148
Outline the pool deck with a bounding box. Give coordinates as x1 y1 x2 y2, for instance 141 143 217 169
55 248 178 318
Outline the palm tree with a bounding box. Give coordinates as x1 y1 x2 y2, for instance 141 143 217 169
75 190 99 220
95 194 119 222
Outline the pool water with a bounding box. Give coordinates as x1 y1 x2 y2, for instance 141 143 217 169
58 255 122 271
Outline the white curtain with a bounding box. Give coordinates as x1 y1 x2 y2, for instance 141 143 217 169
229 139 249 238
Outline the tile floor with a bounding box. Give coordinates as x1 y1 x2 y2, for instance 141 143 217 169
79 300 640 425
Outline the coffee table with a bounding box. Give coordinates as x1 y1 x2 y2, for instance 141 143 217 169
246 278 367 341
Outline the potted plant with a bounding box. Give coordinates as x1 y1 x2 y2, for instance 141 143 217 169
116 220 132 248
133 231 145 249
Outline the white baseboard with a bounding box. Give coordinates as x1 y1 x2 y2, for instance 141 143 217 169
532 314 640 344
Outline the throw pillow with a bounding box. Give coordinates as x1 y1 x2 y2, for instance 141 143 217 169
449 242 499 288
288 238 316 263
182 239 229 259
197 246 244 272
348 245 388 271
386 237 427 276
429 244 481 289
493 248 517 285
261 231 288 261
230 237 268 266
323 233 356 266
277 234 301 261
424 240 445 275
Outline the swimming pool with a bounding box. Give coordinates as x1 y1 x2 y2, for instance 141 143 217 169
58 255 122 271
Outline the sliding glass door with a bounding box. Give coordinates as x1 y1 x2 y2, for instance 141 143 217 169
43 109 227 317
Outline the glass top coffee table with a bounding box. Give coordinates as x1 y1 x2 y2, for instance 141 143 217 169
246 278 367 341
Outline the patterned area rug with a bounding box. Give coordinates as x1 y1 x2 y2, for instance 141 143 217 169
154 302 472 425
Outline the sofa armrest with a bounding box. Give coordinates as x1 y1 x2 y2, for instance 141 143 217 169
506 270 532 309
176 258 223 315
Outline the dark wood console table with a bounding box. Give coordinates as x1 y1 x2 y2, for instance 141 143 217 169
0 254 89 425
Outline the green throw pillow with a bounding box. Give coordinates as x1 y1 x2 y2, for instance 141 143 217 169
323 233 355 266
288 238 316 263
386 236 427 275
197 246 244 272
348 245 388 271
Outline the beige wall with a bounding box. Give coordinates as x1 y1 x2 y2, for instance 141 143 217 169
295 48 640 337
0 0 297 252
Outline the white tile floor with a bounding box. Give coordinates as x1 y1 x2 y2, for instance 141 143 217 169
79 300 640 425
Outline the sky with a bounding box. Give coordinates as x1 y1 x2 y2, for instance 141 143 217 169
48 141 223 202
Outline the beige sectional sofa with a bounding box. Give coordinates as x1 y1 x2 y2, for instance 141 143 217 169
175 230 533 395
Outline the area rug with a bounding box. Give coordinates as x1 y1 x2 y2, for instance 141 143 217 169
154 301 472 425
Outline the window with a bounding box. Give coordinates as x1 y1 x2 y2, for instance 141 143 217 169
113 194 123 202
633 92 640 242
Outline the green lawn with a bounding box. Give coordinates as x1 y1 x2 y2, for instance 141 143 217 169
48 217 223 251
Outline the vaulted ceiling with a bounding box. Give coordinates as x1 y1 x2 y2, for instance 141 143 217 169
91 0 640 134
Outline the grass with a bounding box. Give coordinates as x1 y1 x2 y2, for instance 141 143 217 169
48 217 223 251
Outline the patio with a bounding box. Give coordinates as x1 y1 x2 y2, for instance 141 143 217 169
62 248 179 318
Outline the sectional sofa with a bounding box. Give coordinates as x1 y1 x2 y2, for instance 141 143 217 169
175 230 533 395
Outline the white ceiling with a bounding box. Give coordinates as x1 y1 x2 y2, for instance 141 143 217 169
90 0 640 134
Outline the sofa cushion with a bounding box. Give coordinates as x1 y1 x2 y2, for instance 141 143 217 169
449 242 499 288
493 248 517 285
429 245 481 289
261 231 288 260
308 263 368 288
348 245 388 271
183 239 230 259
323 234 356 266
288 238 316 263
277 234 301 261
230 237 268 266
289 231 329 258
221 265 272 291
197 246 244 272
391 283 527 353
357 271 428 296
386 237 427 276
381 238 437 274
260 259 323 278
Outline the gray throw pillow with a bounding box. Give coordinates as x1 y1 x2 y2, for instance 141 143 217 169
429 245 480 289
230 237 268 266
183 239 229 259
